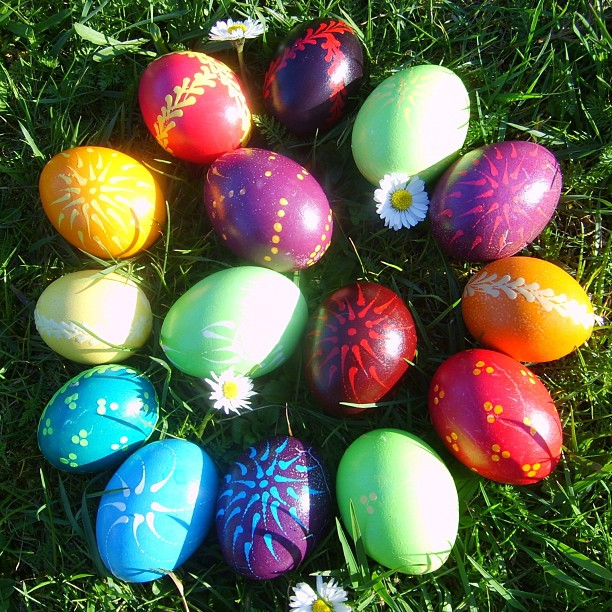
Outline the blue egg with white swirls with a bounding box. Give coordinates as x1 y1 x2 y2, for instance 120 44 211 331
96 439 219 583
37 364 159 473
215 435 332 580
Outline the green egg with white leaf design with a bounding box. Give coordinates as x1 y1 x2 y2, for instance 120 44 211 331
38 364 159 473
351 64 470 185
160 266 308 379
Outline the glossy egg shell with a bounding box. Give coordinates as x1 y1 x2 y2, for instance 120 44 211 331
39 146 166 259
352 64 470 184
263 18 364 135
34 270 153 364
304 282 417 417
160 266 308 379
462 256 595 362
204 148 333 272
38 364 158 473
96 439 219 583
336 428 459 574
215 435 332 580
428 349 563 484
138 51 251 164
429 141 562 261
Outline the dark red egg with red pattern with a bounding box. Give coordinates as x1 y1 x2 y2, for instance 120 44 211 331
428 349 563 485
139 51 251 164
304 282 417 417
429 141 562 262
204 148 333 272
263 18 364 136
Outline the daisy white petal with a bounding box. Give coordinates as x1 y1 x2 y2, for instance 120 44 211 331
209 17 265 42
289 576 351 611
203 367 255 415
373 172 430 230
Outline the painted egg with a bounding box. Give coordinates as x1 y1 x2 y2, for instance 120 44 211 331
96 439 218 583
216 435 332 580
336 428 459 574
34 270 153 364
303 282 417 417
263 18 364 135
429 141 562 262
160 266 308 379
39 146 166 259
38 364 159 473
204 148 333 272
351 64 470 185
138 51 251 164
428 349 563 484
462 256 595 362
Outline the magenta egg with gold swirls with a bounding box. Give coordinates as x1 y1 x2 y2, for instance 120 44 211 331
304 282 417 417
429 141 562 262
263 18 364 135
204 148 333 272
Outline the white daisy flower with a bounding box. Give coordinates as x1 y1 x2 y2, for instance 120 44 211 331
203 367 256 415
373 173 429 231
289 576 351 612
208 17 265 42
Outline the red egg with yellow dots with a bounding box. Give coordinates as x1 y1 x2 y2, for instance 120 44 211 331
139 51 251 164
204 148 333 272
428 348 563 485
304 282 417 417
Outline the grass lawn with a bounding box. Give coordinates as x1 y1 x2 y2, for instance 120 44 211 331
1 0 611 610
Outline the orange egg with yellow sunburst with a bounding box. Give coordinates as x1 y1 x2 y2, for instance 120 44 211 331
39 146 166 259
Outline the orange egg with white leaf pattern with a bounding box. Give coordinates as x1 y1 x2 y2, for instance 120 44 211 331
39 146 166 259
461 256 595 363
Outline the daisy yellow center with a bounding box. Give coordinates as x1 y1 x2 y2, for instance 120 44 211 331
390 189 413 211
222 381 239 399
228 23 247 34
313 599 332 612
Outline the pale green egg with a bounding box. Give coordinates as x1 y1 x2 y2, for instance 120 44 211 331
336 428 459 574
351 65 470 185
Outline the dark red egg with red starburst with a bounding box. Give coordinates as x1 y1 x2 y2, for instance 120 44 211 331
204 148 333 272
139 51 251 164
428 349 563 485
263 18 364 136
429 141 562 262
304 282 417 417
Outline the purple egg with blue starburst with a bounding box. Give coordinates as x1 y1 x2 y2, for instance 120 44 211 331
96 439 219 583
215 435 332 580
204 148 333 273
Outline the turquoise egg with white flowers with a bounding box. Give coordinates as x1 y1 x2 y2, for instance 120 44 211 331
37 364 159 473
96 439 219 583
351 64 470 185
160 266 308 379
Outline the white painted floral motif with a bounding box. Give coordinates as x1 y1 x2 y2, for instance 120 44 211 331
464 271 594 330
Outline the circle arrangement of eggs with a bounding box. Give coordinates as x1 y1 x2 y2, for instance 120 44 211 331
352 64 470 184
96 439 219 583
160 266 308 379
336 428 459 575
216 435 332 580
263 18 364 135
428 349 563 484
303 282 417 416
138 51 251 164
38 364 159 473
39 146 166 259
429 141 562 262
204 148 333 272
34 269 153 364
462 256 595 362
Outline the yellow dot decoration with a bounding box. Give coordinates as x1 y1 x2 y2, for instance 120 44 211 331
445 432 460 452
265 170 272 177
279 198 288 206
475 361 485 367
297 173 304 180
485 366 495 374
272 235 280 244
522 463 541 478
494 404 503 415
502 450 511 459
492 444 501 453
277 210 285 218
487 414 496 424
473 368 482 376
491 444 510 462
274 222 283 232
264 255 272 262
434 384 439 392
432 386 445 406
484 401 493 411
271 247 278 255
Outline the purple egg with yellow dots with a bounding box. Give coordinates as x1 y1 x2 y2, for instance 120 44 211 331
204 148 333 272
429 140 562 262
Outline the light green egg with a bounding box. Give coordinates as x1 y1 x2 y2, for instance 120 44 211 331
160 266 307 379
336 428 459 574
351 65 470 185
